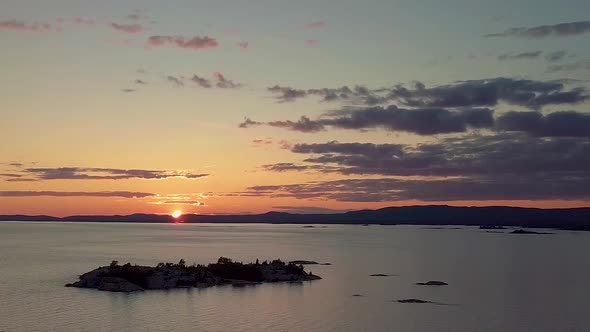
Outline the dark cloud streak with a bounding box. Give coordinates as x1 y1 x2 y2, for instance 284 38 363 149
485 21 590 39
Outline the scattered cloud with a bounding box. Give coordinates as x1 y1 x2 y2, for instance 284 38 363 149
485 20 590 38
166 73 242 89
135 79 148 84
547 59 590 72
111 23 143 33
496 111 590 137
127 10 150 21
278 140 293 150
71 17 95 26
306 39 318 46
148 193 210 206
240 174 590 202
191 74 212 88
263 134 590 179
238 117 263 128
243 107 494 135
388 78 588 110
266 78 588 109
303 21 326 29
261 163 315 172
0 191 154 198
1 167 209 182
243 107 590 137
147 35 218 50
167 75 185 87
122 88 136 93
213 72 241 89
248 133 590 202
0 20 52 32
238 42 249 49
545 51 568 62
267 85 308 102
252 138 273 146
268 116 326 133
498 51 541 60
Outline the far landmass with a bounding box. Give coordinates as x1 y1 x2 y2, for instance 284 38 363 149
2 205 590 231
66 257 321 292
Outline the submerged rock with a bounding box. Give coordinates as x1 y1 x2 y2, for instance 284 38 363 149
416 280 448 286
67 258 320 293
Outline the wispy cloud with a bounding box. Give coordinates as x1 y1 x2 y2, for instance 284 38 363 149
148 193 210 206
485 20 590 38
0 20 52 32
71 17 95 26
147 35 218 50
238 42 249 49
547 59 590 72
1 166 209 182
213 72 241 89
545 51 568 62
191 74 212 88
111 23 143 33
498 51 541 60
241 107 494 135
127 9 151 21
241 108 590 137
303 21 326 29
168 72 242 89
266 77 588 109
0 191 154 198
167 75 185 87
240 174 590 202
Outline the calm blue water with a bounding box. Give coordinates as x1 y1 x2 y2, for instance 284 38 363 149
0 222 588 331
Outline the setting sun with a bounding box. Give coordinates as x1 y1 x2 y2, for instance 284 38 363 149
171 210 182 218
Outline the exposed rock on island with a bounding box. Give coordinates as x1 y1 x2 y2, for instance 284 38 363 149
66 257 321 292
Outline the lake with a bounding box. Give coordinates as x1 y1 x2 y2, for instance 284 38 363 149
0 222 588 331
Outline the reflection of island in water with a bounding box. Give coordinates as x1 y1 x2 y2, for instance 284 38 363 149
66 257 321 292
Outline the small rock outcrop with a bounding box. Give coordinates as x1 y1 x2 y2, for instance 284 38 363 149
397 298 433 304
66 257 321 292
416 280 448 286
369 274 395 277
479 225 506 230
510 229 553 235
289 260 318 265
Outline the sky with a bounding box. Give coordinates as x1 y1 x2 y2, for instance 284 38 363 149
1 0 589 216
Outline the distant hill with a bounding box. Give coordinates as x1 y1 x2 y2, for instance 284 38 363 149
1 205 590 231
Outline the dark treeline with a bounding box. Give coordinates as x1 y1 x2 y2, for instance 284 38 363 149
2 205 590 230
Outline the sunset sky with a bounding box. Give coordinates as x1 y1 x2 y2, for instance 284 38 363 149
1 0 589 216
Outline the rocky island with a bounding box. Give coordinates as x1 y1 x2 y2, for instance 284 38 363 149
66 257 321 292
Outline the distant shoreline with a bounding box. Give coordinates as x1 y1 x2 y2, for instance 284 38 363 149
2 205 589 231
